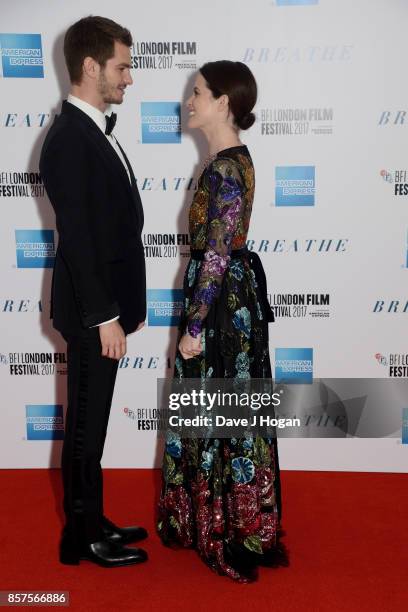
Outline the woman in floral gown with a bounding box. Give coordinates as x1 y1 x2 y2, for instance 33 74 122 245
158 61 287 582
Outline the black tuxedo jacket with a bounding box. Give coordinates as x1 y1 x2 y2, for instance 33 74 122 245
40 100 146 335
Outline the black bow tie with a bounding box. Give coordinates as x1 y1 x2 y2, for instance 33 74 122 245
105 113 117 135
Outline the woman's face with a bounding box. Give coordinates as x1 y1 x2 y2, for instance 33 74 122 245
186 72 221 130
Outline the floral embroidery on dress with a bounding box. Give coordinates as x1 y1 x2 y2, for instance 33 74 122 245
158 146 287 583
186 156 250 338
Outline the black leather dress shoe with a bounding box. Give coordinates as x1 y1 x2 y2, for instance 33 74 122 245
60 538 148 567
101 516 148 545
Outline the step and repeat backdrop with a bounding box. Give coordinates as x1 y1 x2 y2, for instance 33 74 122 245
1 0 407 471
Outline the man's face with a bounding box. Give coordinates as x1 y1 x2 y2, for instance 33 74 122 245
97 41 133 105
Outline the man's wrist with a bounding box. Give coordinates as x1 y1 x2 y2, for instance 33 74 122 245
91 316 120 328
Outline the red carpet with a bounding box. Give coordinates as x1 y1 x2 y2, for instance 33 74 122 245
0 469 407 611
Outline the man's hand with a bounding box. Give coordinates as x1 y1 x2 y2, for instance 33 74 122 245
136 321 145 332
179 332 202 360
99 320 126 360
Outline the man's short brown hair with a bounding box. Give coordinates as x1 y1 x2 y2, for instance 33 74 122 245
64 15 133 84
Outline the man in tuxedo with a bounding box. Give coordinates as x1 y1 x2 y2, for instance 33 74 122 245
40 16 147 567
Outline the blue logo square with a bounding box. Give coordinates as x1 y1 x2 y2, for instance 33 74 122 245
403 408 408 445
26 405 64 440
275 166 315 206
141 102 181 144
276 1 318 5
147 289 184 326
275 348 313 384
0 34 44 78
15 229 55 268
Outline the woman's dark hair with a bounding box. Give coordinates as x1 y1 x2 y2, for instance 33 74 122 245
200 60 257 130
64 16 133 84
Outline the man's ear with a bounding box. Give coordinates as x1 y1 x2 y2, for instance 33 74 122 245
83 56 99 80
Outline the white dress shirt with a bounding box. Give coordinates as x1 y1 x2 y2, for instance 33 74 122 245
67 94 131 181
67 94 131 326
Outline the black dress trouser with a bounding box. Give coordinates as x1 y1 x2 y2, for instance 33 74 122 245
61 328 119 545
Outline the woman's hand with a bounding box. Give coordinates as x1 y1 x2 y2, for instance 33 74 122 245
179 332 202 360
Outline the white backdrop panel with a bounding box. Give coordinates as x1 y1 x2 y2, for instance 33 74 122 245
0 0 407 470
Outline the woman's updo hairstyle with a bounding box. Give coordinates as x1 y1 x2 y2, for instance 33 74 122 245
200 60 257 130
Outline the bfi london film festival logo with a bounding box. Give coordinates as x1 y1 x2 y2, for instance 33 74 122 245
375 353 408 378
15 230 55 268
132 41 197 71
2 351 67 377
275 348 313 384
0 171 44 198
147 289 184 326
143 233 190 258
123 406 168 431
275 166 315 206
26 405 64 441
271 293 330 319
260 108 333 136
141 102 181 144
380 169 408 196
0 33 44 78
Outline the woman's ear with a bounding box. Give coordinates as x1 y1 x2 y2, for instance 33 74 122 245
217 93 230 114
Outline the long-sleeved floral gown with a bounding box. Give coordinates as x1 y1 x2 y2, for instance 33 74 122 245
157 145 287 582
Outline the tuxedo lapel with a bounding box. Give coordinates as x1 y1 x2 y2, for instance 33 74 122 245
114 138 144 229
61 101 133 200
